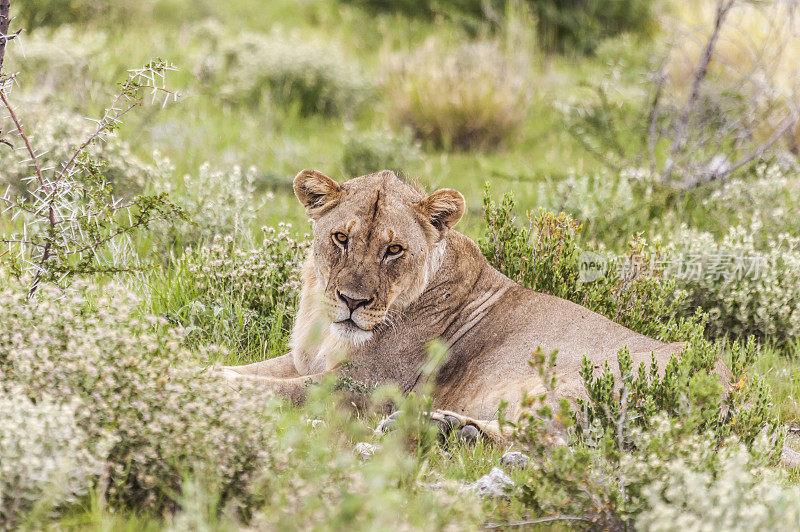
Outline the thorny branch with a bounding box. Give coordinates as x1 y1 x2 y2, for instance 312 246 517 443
0 0 12 72
0 39 182 295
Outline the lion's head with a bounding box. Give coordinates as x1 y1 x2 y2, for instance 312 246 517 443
293 169 465 344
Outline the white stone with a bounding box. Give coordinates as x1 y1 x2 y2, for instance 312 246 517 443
355 442 377 460
467 467 514 498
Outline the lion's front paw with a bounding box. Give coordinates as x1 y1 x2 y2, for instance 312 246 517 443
220 367 246 380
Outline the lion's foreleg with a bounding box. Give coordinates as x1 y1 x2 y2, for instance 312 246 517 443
223 370 333 404
222 352 300 378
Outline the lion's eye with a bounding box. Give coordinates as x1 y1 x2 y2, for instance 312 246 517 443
386 244 403 256
332 232 348 246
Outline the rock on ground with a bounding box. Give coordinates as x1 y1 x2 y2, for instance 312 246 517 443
467 467 514 498
500 451 530 470
354 441 377 460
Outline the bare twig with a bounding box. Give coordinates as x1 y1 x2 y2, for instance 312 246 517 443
661 0 736 184
484 515 592 529
647 65 667 176
689 108 800 188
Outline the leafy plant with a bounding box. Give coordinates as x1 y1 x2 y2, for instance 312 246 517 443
0 387 110 530
0 278 277 513
157 226 308 362
668 222 800 345
341 127 420 178
192 24 372 116
509 345 783 529
479 186 702 341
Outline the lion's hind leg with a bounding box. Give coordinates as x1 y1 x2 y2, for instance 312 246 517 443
374 409 508 444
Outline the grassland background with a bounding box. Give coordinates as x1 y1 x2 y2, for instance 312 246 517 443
3 0 800 529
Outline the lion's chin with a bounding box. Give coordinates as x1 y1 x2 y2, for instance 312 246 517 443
330 319 374 346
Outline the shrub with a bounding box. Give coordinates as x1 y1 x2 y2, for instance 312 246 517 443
636 433 800 530
0 273 487 528
513 362 784 528
340 127 420 178
579 336 774 447
479 187 702 341
667 223 800 344
192 24 372 115
15 0 150 28
0 388 110 530
386 38 530 151
530 0 656 54
163 227 308 361
0 108 157 200
0 279 279 512
156 159 266 248
700 161 800 241
342 0 656 53
0 60 186 295
3 26 108 95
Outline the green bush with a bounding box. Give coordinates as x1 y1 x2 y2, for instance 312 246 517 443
158 227 308 362
510 343 780 528
387 39 530 151
0 109 157 200
479 186 701 341
192 24 372 115
667 223 800 345
0 273 485 528
513 406 792 528
0 279 278 512
342 0 656 53
579 336 774 447
340 127 420 178
0 387 110 530
530 0 656 54
15 0 150 29
154 159 266 248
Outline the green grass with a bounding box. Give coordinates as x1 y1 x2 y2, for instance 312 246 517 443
3 0 800 528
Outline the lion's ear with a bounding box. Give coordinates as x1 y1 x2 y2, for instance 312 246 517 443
415 188 465 236
293 169 343 218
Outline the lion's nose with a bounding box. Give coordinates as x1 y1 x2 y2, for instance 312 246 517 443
337 291 373 312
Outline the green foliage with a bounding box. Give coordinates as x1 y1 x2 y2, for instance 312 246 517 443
0 109 157 200
510 351 786 528
578 336 776 448
0 387 110 531
530 0 656 54
669 222 800 345
155 227 307 362
340 127 420 178
192 24 372 116
0 279 276 513
15 0 147 29
0 273 486 529
0 60 187 295
342 0 656 53
479 186 702 341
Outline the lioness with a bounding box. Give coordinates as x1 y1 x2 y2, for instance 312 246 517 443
224 169 732 439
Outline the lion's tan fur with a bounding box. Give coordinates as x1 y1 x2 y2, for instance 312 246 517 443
225 170 732 438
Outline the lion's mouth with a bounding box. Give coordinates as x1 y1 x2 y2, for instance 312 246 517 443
330 318 374 345
336 318 362 329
